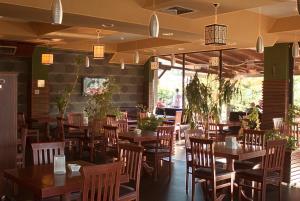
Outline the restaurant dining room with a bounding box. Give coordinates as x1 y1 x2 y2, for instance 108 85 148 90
2 0 300 201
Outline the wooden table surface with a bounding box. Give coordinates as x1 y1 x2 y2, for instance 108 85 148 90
214 142 266 171
119 131 157 145
4 160 129 201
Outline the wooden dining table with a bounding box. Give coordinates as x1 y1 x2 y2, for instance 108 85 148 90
3 160 129 201
119 131 157 146
214 142 266 171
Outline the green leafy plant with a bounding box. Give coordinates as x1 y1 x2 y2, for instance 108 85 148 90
265 130 298 150
247 106 261 130
84 78 120 120
137 115 163 132
55 56 83 117
136 104 148 113
286 104 300 126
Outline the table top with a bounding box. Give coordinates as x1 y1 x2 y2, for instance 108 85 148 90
119 131 157 143
214 142 266 161
30 116 57 123
4 160 129 199
156 115 175 120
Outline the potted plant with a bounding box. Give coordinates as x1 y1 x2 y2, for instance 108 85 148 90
137 115 163 134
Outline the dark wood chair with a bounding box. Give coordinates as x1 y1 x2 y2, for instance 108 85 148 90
119 112 128 121
234 129 266 171
144 126 174 180
190 137 234 201
118 143 143 201
67 112 84 134
184 129 204 194
31 142 65 165
117 119 129 134
289 123 300 147
17 112 39 142
89 118 106 162
82 162 121 201
98 125 119 157
237 139 287 201
106 114 117 126
16 128 27 168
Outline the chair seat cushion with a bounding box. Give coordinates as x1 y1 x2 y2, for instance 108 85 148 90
144 148 170 154
237 169 280 182
119 185 136 200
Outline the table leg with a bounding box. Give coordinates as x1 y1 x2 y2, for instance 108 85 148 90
227 158 235 172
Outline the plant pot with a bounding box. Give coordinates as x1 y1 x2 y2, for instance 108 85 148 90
283 148 300 186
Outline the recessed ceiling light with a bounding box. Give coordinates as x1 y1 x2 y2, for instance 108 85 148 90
120 37 125 40
178 47 185 51
102 23 114 28
162 32 174 36
51 38 63 42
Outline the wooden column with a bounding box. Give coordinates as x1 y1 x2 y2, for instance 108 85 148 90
182 54 186 109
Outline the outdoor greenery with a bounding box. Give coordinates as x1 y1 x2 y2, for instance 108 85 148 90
84 78 120 120
265 130 298 150
137 115 163 131
55 56 83 117
247 106 261 130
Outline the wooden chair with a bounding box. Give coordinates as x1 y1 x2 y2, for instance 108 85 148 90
100 125 119 157
17 112 39 142
184 129 204 194
67 113 84 134
16 128 27 168
237 139 287 201
190 137 234 201
119 112 128 121
57 117 80 160
289 123 300 147
144 126 174 180
117 119 129 134
106 114 117 126
207 123 220 140
234 129 266 171
88 119 106 162
31 142 65 165
82 162 121 201
118 143 143 201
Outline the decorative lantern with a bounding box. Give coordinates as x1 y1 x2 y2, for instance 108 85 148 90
205 4 227 46
209 57 219 67
292 42 299 58
93 30 105 59
149 13 159 38
51 0 63 24
134 51 140 64
41 53 54 65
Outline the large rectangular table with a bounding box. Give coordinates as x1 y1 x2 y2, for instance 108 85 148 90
4 161 129 201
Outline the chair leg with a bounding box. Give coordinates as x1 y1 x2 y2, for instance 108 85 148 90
278 183 282 201
238 179 243 201
169 155 172 177
186 166 189 194
230 174 234 201
261 183 267 201
192 176 195 201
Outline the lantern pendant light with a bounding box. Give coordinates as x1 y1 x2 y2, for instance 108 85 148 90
134 50 140 64
85 56 90 68
171 54 175 66
121 60 125 70
93 30 105 59
51 0 63 24
41 53 54 65
297 0 300 15
292 42 300 58
149 0 159 38
256 36 264 54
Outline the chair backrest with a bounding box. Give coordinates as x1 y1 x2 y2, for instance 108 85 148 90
82 162 121 201
175 111 182 125
16 128 27 168
117 120 128 134
31 142 65 165
190 137 215 176
56 117 66 140
156 126 174 151
289 123 300 146
91 118 105 136
263 139 287 177
106 114 117 126
119 112 128 120
67 113 84 127
243 129 266 147
184 129 204 149
138 112 147 120
119 143 143 191
103 125 119 147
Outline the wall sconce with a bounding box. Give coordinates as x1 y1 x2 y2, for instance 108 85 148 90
0 79 5 89
37 80 45 88
42 53 54 65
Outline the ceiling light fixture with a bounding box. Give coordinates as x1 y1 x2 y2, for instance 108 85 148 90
41 53 54 65
51 0 63 25
93 30 105 59
121 60 125 70
256 8 264 53
85 56 90 67
162 32 174 36
102 23 114 28
171 54 175 66
205 3 227 46
292 42 300 58
149 0 159 38
297 0 300 15
134 51 140 64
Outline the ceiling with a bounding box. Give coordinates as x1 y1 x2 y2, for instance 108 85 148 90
0 0 299 64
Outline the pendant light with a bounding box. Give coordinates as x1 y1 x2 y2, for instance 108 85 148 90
41 53 54 65
149 0 159 38
292 42 300 58
171 54 175 66
121 60 125 70
93 30 105 59
297 0 300 15
134 50 140 64
256 8 264 53
85 56 90 68
51 0 63 24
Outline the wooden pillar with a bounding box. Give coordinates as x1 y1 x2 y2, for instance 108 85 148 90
262 43 292 130
218 50 223 83
182 54 186 109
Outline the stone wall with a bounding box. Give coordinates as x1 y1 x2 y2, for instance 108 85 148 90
48 49 145 116
0 56 30 113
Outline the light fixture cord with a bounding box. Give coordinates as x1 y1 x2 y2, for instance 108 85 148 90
258 7 261 36
97 30 101 43
214 3 218 24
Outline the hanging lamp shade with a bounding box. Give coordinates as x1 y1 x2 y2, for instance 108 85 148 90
134 51 140 64
41 53 54 65
93 45 105 59
292 42 300 58
256 36 264 53
51 0 63 24
171 54 175 66
149 13 159 38
298 0 300 15
85 56 90 68
121 60 125 70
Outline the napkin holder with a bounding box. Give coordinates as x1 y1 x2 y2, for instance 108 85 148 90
225 136 238 149
54 155 66 174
